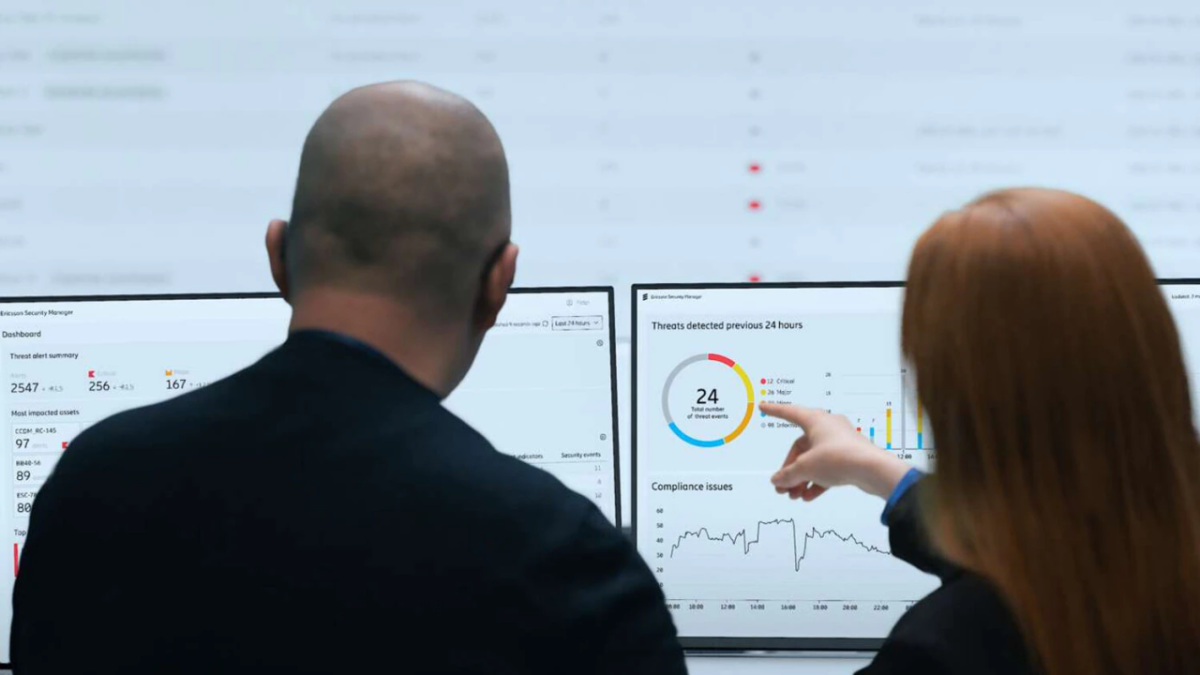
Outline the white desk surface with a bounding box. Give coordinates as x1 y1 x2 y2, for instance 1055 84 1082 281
0 656 871 673
687 655 868 673
0 657 870 673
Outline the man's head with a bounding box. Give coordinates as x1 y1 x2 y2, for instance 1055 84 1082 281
267 81 516 321
265 82 517 391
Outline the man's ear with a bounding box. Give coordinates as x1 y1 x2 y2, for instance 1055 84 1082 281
477 243 519 331
265 219 290 302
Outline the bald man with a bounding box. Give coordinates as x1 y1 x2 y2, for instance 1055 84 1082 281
11 83 685 675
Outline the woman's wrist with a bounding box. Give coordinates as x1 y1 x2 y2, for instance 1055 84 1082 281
855 448 913 500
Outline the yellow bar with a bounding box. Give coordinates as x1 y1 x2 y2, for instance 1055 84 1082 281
917 400 923 433
886 407 893 446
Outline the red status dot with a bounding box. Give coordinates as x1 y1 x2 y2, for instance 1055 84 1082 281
61 442 68 450
748 200 762 211
749 274 762 283
748 162 761 174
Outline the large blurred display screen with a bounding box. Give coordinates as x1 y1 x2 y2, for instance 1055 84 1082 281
1 1 1198 311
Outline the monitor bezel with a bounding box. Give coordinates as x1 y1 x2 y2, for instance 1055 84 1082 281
632 279 1200 653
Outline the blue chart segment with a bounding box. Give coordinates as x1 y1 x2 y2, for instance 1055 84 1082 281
670 519 893 572
662 353 755 448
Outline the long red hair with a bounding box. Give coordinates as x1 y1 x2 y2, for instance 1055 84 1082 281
902 188 1200 675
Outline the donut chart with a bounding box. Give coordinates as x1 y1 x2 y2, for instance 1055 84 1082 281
662 353 755 447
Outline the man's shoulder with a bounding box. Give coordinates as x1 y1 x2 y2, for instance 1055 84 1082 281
398 409 599 518
49 341 609 544
60 336 425 453
57 366 265 458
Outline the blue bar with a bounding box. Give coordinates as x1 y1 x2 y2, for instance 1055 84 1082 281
918 433 924 450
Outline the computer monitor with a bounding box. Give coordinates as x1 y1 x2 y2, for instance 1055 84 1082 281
633 280 1200 651
0 287 619 664
632 282 938 651
0 293 289 664
442 287 621 524
1162 280 1200 426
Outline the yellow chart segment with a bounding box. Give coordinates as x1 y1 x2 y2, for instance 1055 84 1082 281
725 363 755 444
886 408 892 447
725 403 755 444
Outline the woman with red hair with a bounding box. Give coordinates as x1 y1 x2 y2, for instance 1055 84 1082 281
765 188 1200 675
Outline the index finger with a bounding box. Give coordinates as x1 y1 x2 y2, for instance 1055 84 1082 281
759 403 824 432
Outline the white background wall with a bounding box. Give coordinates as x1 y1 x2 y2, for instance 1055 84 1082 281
2 0 1197 300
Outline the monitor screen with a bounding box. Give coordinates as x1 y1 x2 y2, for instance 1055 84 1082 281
0 287 619 663
0 294 290 664
443 288 621 524
5 2 1200 304
1163 281 1200 426
632 283 939 650
634 280 1200 650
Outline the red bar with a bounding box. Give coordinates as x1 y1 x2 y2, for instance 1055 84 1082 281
13 543 18 577
708 353 735 367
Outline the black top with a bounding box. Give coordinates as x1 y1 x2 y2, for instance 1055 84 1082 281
860 483 1034 674
12 333 685 674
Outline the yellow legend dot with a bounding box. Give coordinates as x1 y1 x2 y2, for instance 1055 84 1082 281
760 389 767 396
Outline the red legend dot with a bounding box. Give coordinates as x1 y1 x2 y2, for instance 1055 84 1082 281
61 442 68 450
749 162 761 174
761 378 767 385
749 200 762 211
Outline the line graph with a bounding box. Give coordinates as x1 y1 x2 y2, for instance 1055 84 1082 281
669 519 892 572
646 482 938 614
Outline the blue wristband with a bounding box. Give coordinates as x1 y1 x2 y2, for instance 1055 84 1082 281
881 468 923 526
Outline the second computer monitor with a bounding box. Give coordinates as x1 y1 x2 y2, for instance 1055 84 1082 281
443 287 621 524
632 280 1200 651
632 282 938 651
